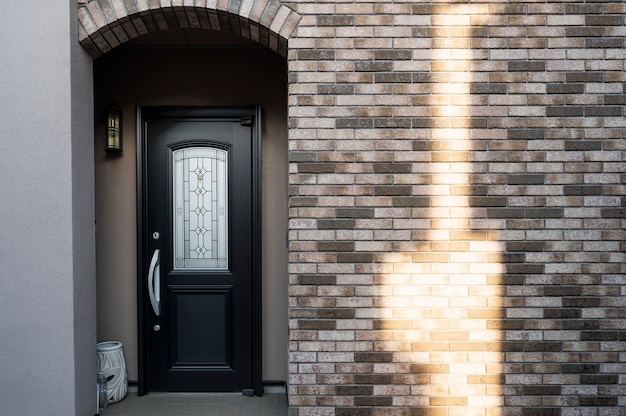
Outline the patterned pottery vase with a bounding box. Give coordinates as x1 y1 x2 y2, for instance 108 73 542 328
96 341 128 403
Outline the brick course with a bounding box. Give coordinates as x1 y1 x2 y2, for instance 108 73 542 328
77 0 301 57
79 0 626 415
285 0 625 414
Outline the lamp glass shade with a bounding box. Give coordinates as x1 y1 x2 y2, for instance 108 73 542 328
106 110 122 152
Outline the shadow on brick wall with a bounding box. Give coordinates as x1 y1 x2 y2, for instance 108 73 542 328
288 1 626 415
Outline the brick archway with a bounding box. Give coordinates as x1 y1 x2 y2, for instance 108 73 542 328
77 0 301 58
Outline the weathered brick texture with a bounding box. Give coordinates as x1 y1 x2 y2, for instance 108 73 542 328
286 0 625 415
77 0 301 57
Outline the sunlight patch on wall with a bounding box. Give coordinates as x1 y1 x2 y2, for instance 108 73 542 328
376 7 506 414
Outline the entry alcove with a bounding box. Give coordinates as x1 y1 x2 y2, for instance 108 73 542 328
93 27 289 393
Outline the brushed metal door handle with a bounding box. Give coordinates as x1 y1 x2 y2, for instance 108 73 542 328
148 249 161 316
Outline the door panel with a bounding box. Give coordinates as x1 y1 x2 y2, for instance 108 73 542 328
172 288 231 365
139 108 260 394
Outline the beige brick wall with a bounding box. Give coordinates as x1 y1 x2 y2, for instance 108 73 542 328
77 1 626 415
77 0 301 57
286 1 625 415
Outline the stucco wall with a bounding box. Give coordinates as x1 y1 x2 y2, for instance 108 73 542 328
0 2 95 415
94 45 289 383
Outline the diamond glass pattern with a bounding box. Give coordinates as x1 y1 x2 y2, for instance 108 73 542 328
173 147 228 270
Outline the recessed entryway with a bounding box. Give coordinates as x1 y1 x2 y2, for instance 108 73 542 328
94 29 289 396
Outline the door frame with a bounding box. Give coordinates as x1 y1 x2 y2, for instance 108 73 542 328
136 106 263 396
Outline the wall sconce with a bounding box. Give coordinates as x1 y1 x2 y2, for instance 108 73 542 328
105 110 122 152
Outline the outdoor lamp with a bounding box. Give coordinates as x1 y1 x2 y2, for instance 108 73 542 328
106 110 122 152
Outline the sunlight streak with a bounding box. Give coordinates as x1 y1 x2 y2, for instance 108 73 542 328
378 7 506 414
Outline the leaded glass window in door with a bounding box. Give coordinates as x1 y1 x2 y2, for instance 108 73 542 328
173 147 228 270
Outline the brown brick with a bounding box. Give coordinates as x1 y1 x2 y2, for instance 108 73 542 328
318 219 355 230
318 242 355 252
508 129 545 139
336 386 373 396
354 374 392 384
547 106 584 117
526 208 563 218
410 364 448 374
355 397 392 406
298 320 336 330
336 118 374 129
298 275 336 285
355 61 393 72
373 49 412 61
297 50 335 60
605 95 626 105
317 84 355 95
372 163 412 174
392 197 430 207
374 185 412 196
506 242 546 252
297 163 336 173
579 397 618 406
337 408 373 416
355 352 393 363
585 15 623 26
506 264 545 274
469 196 507 207
508 61 545 72
336 208 374 219
522 409 561 416
487 208 525 218
411 410 447 416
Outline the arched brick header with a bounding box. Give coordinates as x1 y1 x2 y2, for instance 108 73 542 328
78 0 301 58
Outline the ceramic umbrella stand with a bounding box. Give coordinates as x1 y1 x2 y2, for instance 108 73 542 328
96 341 128 403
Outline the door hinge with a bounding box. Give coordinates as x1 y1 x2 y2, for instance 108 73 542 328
241 116 252 127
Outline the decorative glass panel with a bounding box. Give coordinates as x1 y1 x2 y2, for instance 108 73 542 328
173 147 228 270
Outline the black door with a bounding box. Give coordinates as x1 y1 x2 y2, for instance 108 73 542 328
139 107 261 394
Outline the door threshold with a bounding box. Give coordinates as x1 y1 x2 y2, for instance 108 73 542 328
131 383 283 396
144 392 246 396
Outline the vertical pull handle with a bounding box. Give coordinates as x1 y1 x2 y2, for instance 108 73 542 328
148 249 161 316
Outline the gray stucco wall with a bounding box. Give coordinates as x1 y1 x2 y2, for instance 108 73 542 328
0 2 95 415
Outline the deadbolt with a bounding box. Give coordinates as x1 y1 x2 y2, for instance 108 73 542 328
154 324 161 332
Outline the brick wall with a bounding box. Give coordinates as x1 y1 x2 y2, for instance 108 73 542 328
77 0 626 415
286 1 626 415
77 0 301 57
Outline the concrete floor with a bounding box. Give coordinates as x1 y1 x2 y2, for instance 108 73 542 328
102 392 288 416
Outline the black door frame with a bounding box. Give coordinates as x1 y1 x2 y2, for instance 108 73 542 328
136 106 263 396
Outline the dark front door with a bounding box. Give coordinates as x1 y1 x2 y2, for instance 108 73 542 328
139 107 261 394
